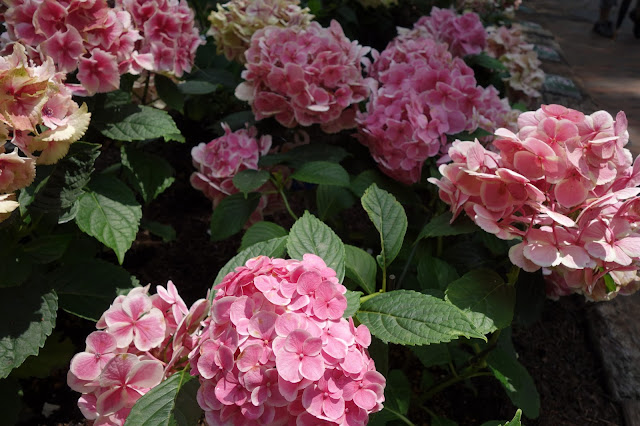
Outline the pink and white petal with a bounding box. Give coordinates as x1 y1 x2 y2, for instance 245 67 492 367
128 359 163 389
70 352 102 381
559 246 592 269
613 245 633 266
616 237 640 258
100 354 137 387
132 308 166 351
122 293 152 320
96 387 127 416
77 394 98 420
85 331 117 354
585 241 615 262
554 178 589 208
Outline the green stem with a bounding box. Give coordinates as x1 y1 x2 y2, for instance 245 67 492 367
359 291 382 304
381 265 387 293
381 407 415 426
278 186 298 221
436 236 443 257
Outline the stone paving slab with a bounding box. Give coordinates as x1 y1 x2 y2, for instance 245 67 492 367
588 294 640 426
534 44 563 62
543 74 582 99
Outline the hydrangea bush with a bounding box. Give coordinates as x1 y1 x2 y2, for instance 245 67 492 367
0 1 626 425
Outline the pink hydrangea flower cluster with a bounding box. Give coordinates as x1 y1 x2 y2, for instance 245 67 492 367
396 7 487 58
208 0 314 64
485 25 544 100
191 123 279 224
235 20 373 133
430 104 640 301
356 35 513 184
68 282 211 425
190 254 385 425
1 0 201 95
116 0 202 77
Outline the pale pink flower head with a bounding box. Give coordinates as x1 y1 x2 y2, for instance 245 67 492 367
236 20 373 132
485 24 544 101
208 0 314 63
190 255 384 425
0 44 91 166
432 104 640 301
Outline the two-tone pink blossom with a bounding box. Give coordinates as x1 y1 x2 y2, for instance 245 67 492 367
68 282 210 426
431 104 640 300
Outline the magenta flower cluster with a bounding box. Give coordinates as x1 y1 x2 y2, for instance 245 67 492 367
190 254 385 425
235 20 373 133
67 283 210 425
430 104 640 300
396 7 487 58
2 0 201 95
357 35 512 184
191 123 275 224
